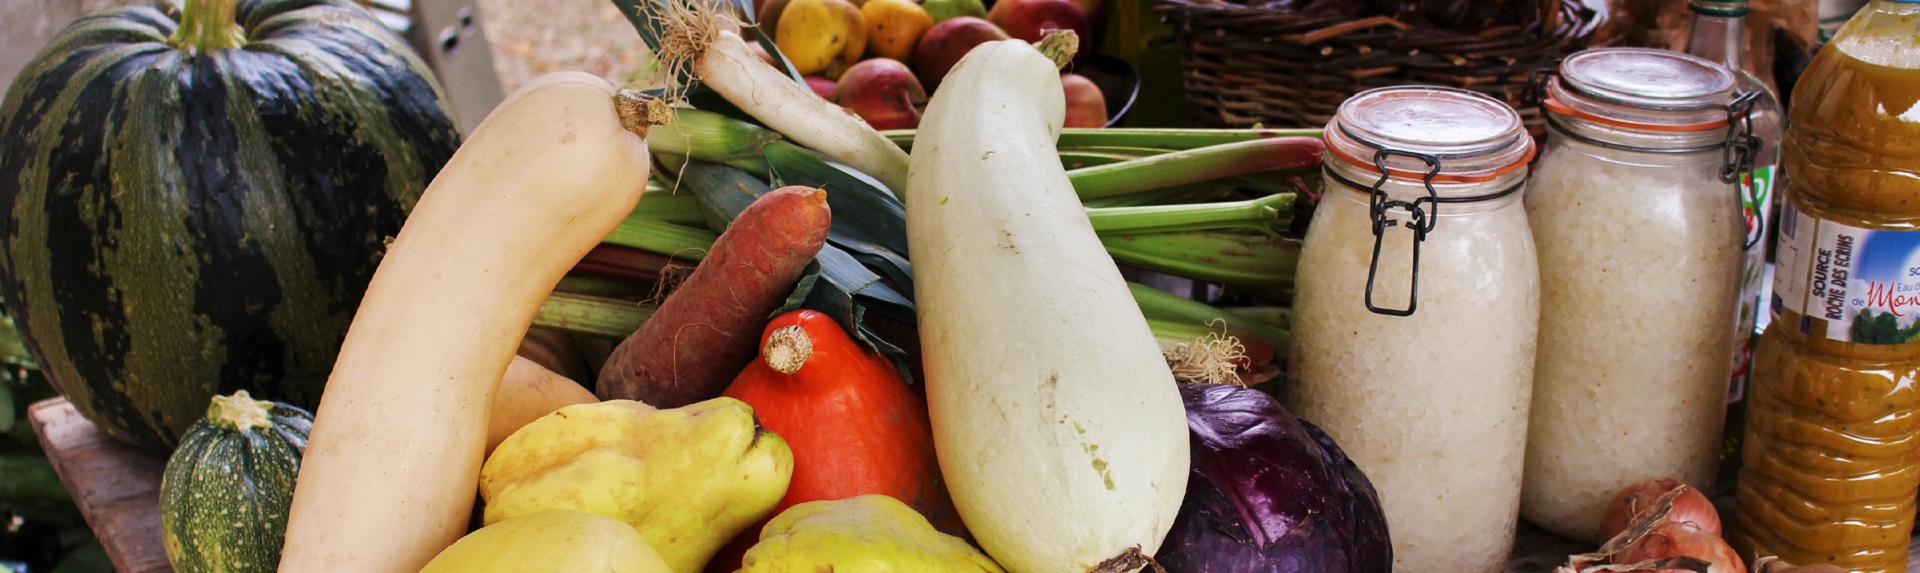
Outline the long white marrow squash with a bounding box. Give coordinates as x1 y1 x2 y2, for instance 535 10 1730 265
277 72 656 573
905 35 1190 573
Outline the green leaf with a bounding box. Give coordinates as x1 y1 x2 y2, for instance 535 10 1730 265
673 161 768 229
764 142 911 256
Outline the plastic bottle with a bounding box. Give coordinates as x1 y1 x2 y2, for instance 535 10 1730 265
1732 2 1920 572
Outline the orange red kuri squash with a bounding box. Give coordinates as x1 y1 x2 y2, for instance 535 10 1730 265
708 309 962 571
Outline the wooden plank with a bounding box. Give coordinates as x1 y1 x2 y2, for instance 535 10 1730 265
27 398 173 573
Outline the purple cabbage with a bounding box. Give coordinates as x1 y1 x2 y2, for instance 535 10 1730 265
1156 384 1392 573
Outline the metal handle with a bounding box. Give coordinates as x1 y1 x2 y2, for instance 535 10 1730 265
1721 91 1764 250
1363 150 1442 317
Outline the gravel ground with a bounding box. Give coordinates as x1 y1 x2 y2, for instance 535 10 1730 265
475 0 654 92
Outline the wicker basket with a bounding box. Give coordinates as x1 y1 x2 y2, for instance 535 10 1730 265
1157 0 1607 130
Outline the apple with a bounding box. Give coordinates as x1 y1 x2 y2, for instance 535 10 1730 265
863 0 936 61
834 59 926 130
805 76 838 100
745 40 779 67
911 16 1010 90
776 0 867 76
758 0 792 38
987 0 1090 60
1061 73 1107 128
921 0 987 22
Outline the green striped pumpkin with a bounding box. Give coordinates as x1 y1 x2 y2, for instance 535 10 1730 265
0 0 462 449
160 391 311 573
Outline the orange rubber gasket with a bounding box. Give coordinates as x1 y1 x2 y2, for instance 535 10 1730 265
1325 137 1537 184
1542 97 1728 133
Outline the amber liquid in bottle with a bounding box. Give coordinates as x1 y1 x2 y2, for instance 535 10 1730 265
1732 3 1920 572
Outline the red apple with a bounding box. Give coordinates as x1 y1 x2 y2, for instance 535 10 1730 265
1061 73 1107 127
745 40 779 67
912 16 1011 90
987 0 1090 60
834 58 927 130
804 76 838 99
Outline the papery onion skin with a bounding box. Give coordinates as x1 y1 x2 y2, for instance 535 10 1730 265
1615 521 1745 573
1598 478 1722 541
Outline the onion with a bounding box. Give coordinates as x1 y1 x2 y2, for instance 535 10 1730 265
1598 478 1722 540
1614 521 1744 573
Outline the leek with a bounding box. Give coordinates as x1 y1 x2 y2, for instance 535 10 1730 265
1130 283 1289 349
1226 306 1292 330
556 274 655 298
1070 137 1324 200
1088 193 1292 236
534 292 656 339
629 188 706 226
883 127 1325 151
536 279 1266 346
603 218 716 261
1102 231 1300 295
646 107 782 163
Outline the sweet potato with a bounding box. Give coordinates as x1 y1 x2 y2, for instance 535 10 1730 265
596 186 832 407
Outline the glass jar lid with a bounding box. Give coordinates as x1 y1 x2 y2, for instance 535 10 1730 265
1325 86 1535 185
1548 48 1737 131
1322 86 1534 318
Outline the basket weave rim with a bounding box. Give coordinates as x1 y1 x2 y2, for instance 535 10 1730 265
1156 0 1608 47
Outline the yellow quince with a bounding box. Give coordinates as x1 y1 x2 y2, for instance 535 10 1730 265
480 398 793 573
742 494 1006 572
420 509 671 573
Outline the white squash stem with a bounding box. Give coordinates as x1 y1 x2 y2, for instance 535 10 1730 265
905 33 1188 573
277 72 657 573
653 1 909 193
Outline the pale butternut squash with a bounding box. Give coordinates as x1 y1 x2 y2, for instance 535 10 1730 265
488 356 597 455
277 72 660 573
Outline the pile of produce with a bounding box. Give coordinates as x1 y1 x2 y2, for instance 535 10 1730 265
0 0 1395 568
724 0 1114 130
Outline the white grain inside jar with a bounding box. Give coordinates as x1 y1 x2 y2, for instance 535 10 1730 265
1287 86 1539 573
1519 47 1748 543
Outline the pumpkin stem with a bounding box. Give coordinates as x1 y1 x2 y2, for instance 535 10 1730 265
615 89 673 138
1034 30 1078 70
169 0 246 53
763 325 813 375
207 391 274 432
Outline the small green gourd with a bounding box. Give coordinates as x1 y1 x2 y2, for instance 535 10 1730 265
160 391 312 572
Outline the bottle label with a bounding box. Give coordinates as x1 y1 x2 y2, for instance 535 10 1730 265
1728 164 1775 403
1772 200 1920 343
